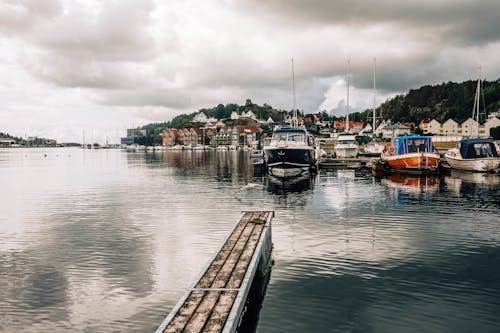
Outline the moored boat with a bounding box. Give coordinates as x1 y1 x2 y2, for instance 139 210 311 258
381 135 440 173
445 138 500 172
334 134 359 158
263 126 320 178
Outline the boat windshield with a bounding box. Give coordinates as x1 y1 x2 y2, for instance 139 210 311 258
473 143 495 157
406 138 429 153
273 132 305 143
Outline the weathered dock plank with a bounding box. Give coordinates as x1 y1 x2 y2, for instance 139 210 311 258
157 211 273 333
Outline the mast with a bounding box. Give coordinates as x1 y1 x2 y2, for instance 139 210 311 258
346 60 350 132
373 58 377 137
291 58 297 128
472 66 481 137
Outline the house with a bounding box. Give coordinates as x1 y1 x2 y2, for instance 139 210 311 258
333 120 364 133
381 123 411 138
214 127 231 146
441 119 458 135
192 112 209 123
458 118 479 137
423 119 441 135
230 111 239 120
0 138 15 146
485 116 500 137
242 110 256 120
161 129 179 146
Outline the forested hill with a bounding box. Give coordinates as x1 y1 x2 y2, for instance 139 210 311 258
374 78 500 124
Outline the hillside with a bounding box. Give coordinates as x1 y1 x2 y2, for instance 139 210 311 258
372 78 500 124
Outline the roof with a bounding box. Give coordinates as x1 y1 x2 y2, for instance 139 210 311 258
459 138 499 158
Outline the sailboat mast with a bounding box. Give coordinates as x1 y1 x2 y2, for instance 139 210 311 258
346 60 350 132
291 58 297 128
373 58 377 137
473 66 481 137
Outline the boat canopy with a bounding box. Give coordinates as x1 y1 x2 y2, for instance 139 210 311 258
459 138 499 159
392 136 435 154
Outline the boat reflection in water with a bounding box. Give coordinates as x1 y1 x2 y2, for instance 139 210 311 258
445 169 500 196
381 173 440 203
265 173 315 195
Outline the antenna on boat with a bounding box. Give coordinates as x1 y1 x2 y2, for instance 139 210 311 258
291 58 297 128
346 59 350 133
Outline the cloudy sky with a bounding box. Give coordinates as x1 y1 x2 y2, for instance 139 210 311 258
1 0 499 143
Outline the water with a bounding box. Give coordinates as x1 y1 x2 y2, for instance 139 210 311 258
0 148 499 332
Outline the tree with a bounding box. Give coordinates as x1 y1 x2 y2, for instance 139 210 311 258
491 126 500 140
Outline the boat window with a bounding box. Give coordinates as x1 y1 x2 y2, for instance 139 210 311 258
273 133 288 142
474 143 494 157
288 133 305 142
407 139 428 152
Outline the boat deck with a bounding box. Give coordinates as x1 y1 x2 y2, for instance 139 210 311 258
156 211 273 333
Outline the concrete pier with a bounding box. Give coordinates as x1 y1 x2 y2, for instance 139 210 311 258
155 211 274 333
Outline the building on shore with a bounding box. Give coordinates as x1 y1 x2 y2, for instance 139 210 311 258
420 116 500 138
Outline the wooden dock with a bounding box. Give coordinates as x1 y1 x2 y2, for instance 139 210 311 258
155 211 274 333
319 156 378 169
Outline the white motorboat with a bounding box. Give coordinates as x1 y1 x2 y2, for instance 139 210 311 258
334 134 359 158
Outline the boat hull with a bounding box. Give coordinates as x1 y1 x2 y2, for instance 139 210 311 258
335 147 359 158
381 152 440 173
264 147 317 177
445 154 500 172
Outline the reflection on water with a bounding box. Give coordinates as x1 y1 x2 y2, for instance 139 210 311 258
1 148 499 332
265 174 315 195
381 173 440 203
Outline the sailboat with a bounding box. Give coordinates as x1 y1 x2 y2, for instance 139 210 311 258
445 74 500 172
334 60 359 158
362 58 385 156
263 59 320 178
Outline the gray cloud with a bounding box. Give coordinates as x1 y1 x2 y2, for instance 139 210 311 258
237 0 500 46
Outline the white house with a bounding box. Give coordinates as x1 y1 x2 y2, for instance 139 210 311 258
242 110 256 119
423 119 441 135
441 119 458 135
193 112 209 123
458 118 479 137
230 111 239 120
381 123 411 138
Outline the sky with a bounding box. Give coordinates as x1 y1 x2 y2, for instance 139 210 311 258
1 0 499 143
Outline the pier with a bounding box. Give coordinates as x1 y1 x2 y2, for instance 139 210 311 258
155 211 274 333
319 156 378 169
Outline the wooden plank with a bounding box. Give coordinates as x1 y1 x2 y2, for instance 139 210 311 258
211 219 256 288
202 292 238 333
163 291 206 333
183 291 221 332
226 224 264 289
196 212 252 289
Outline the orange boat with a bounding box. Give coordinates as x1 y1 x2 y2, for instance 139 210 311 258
381 136 440 173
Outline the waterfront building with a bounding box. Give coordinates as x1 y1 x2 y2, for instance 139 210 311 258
442 119 459 135
422 119 441 135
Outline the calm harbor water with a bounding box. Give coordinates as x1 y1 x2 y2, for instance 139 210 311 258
1 148 499 332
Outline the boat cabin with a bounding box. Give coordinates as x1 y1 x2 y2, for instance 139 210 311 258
271 128 315 146
459 138 499 159
392 136 435 154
